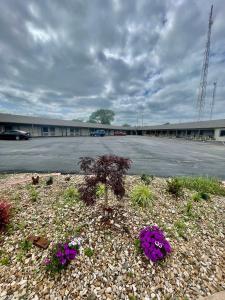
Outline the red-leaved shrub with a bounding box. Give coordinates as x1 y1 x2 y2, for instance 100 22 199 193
0 201 11 231
78 155 132 210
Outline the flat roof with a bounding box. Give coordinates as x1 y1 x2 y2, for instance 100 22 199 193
0 112 225 130
140 119 225 130
0 113 125 130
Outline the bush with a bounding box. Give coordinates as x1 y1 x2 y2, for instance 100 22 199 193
177 176 225 196
0 201 11 231
192 192 210 202
78 155 132 211
139 226 172 262
140 174 154 185
167 178 183 197
44 238 80 273
64 187 80 203
130 184 153 208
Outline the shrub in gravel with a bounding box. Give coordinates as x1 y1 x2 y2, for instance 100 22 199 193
167 178 183 197
139 226 172 262
78 155 132 215
64 187 80 203
140 174 154 185
130 184 153 208
0 201 11 231
193 192 210 202
44 238 80 273
28 186 38 202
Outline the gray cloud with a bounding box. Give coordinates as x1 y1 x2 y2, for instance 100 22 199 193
0 0 224 125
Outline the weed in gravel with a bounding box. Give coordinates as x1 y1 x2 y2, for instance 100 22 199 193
134 238 141 253
127 271 134 278
186 200 193 217
174 219 187 237
16 221 26 231
193 192 210 202
0 256 10 265
176 176 225 195
84 247 94 257
19 239 32 252
95 183 106 198
28 186 38 202
63 187 80 204
140 174 154 185
130 184 153 208
128 295 136 300
12 191 21 202
167 178 183 197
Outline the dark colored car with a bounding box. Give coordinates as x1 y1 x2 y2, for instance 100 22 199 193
90 129 106 137
114 131 126 136
0 130 31 140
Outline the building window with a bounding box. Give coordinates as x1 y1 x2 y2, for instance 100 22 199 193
220 130 225 137
42 127 48 136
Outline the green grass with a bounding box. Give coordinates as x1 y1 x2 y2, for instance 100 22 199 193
176 176 225 196
130 184 153 208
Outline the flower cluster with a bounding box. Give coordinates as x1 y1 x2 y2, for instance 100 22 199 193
44 238 81 272
0 201 11 231
139 226 171 262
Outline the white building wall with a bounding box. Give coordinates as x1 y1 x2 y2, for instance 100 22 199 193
214 128 225 141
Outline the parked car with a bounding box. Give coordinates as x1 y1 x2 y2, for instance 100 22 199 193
0 130 31 140
90 130 106 137
114 131 126 136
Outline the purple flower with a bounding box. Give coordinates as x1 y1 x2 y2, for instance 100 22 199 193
139 226 172 262
44 258 51 265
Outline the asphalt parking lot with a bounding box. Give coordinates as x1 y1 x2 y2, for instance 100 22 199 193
0 136 225 178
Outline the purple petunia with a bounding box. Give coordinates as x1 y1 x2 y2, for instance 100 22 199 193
139 225 172 262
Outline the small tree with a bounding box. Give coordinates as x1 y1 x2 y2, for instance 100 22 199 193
78 155 132 215
88 109 115 125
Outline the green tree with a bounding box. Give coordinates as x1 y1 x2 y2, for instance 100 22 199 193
88 109 115 125
72 119 83 122
122 123 131 127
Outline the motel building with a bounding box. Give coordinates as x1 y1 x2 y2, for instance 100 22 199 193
0 113 225 141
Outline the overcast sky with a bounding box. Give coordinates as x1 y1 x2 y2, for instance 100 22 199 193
0 0 224 125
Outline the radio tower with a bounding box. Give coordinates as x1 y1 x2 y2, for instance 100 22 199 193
196 5 214 120
210 81 217 119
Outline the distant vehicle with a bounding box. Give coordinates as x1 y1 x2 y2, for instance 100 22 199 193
114 131 126 136
90 129 106 137
0 130 31 140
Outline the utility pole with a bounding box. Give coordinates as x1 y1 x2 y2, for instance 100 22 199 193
196 4 214 120
210 81 217 119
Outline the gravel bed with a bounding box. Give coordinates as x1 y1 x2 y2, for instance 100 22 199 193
0 173 224 300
